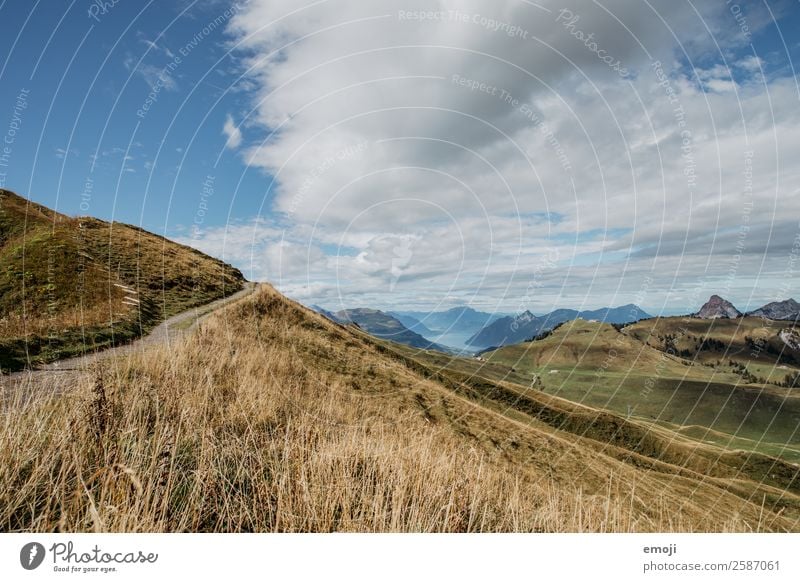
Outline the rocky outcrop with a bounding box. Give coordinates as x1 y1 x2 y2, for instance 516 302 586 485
694 295 741 319
779 329 800 351
747 299 800 321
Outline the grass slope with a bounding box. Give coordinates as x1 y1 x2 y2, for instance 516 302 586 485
625 316 800 386
480 318 800 462
2 286 797 532
0 189 245 371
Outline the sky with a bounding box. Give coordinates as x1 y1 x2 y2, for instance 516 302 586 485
1 0 799 316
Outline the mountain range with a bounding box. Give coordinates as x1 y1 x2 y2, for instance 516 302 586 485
693 295 800 321
466 304 652 347
391 306 503 335
747 298 800 321
313 307 449 352
317 295 800 352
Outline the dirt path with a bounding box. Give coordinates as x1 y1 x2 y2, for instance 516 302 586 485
1 282 259 402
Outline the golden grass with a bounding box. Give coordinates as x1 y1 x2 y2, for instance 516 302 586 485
0 301 132 338
1 286 795 532
1 189 244 371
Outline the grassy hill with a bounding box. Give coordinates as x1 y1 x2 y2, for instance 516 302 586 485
0 189 245 371
479 318 800 462
3 286 799 532
625 316 800 386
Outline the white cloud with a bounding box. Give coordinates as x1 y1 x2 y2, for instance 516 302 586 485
213 0 799 311
222 114 243 149
736 55 764 73
132 62 178 91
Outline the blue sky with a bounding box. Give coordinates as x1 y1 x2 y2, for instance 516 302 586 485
0 0 264 234
1 1 799 315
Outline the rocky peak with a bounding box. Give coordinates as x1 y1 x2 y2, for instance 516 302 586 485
515 310 537 323
695 295 741 319
748 299 800 321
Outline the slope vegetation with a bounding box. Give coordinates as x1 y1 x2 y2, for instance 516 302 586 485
625 315 800 386
2 286 798 532
481 318 800 462
0 189 244 371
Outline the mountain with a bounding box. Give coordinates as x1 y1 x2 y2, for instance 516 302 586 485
393 306 499 334
694 294 742 319
0 189 245 372
334 308 448 351
580 304 652 323
311 304 344 323
747 298 800 321
467 304 652 347
466 310 541 347
388 312 435 336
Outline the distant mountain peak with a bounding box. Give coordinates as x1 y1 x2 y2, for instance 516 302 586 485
467 304 651 347
447 306 476 314
515 310 537 323
747 298 800 321
695 295 741 319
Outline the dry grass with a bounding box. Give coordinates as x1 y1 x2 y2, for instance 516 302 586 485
0 302 132 338
1 286 795 532
0 189 245 371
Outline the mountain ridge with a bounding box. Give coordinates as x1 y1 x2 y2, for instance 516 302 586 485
747 298 800 321
333 307 449 352
467 304 652 347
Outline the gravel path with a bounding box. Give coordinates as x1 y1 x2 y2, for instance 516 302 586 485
1 282 258 403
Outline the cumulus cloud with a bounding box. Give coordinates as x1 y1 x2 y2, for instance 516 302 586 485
203 0 800 312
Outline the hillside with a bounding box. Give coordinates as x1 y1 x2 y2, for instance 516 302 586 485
0 189 245 371
486 318 677 371
481 318 800 462
335 308 448 351
624 315 800 386
3 285 798 532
